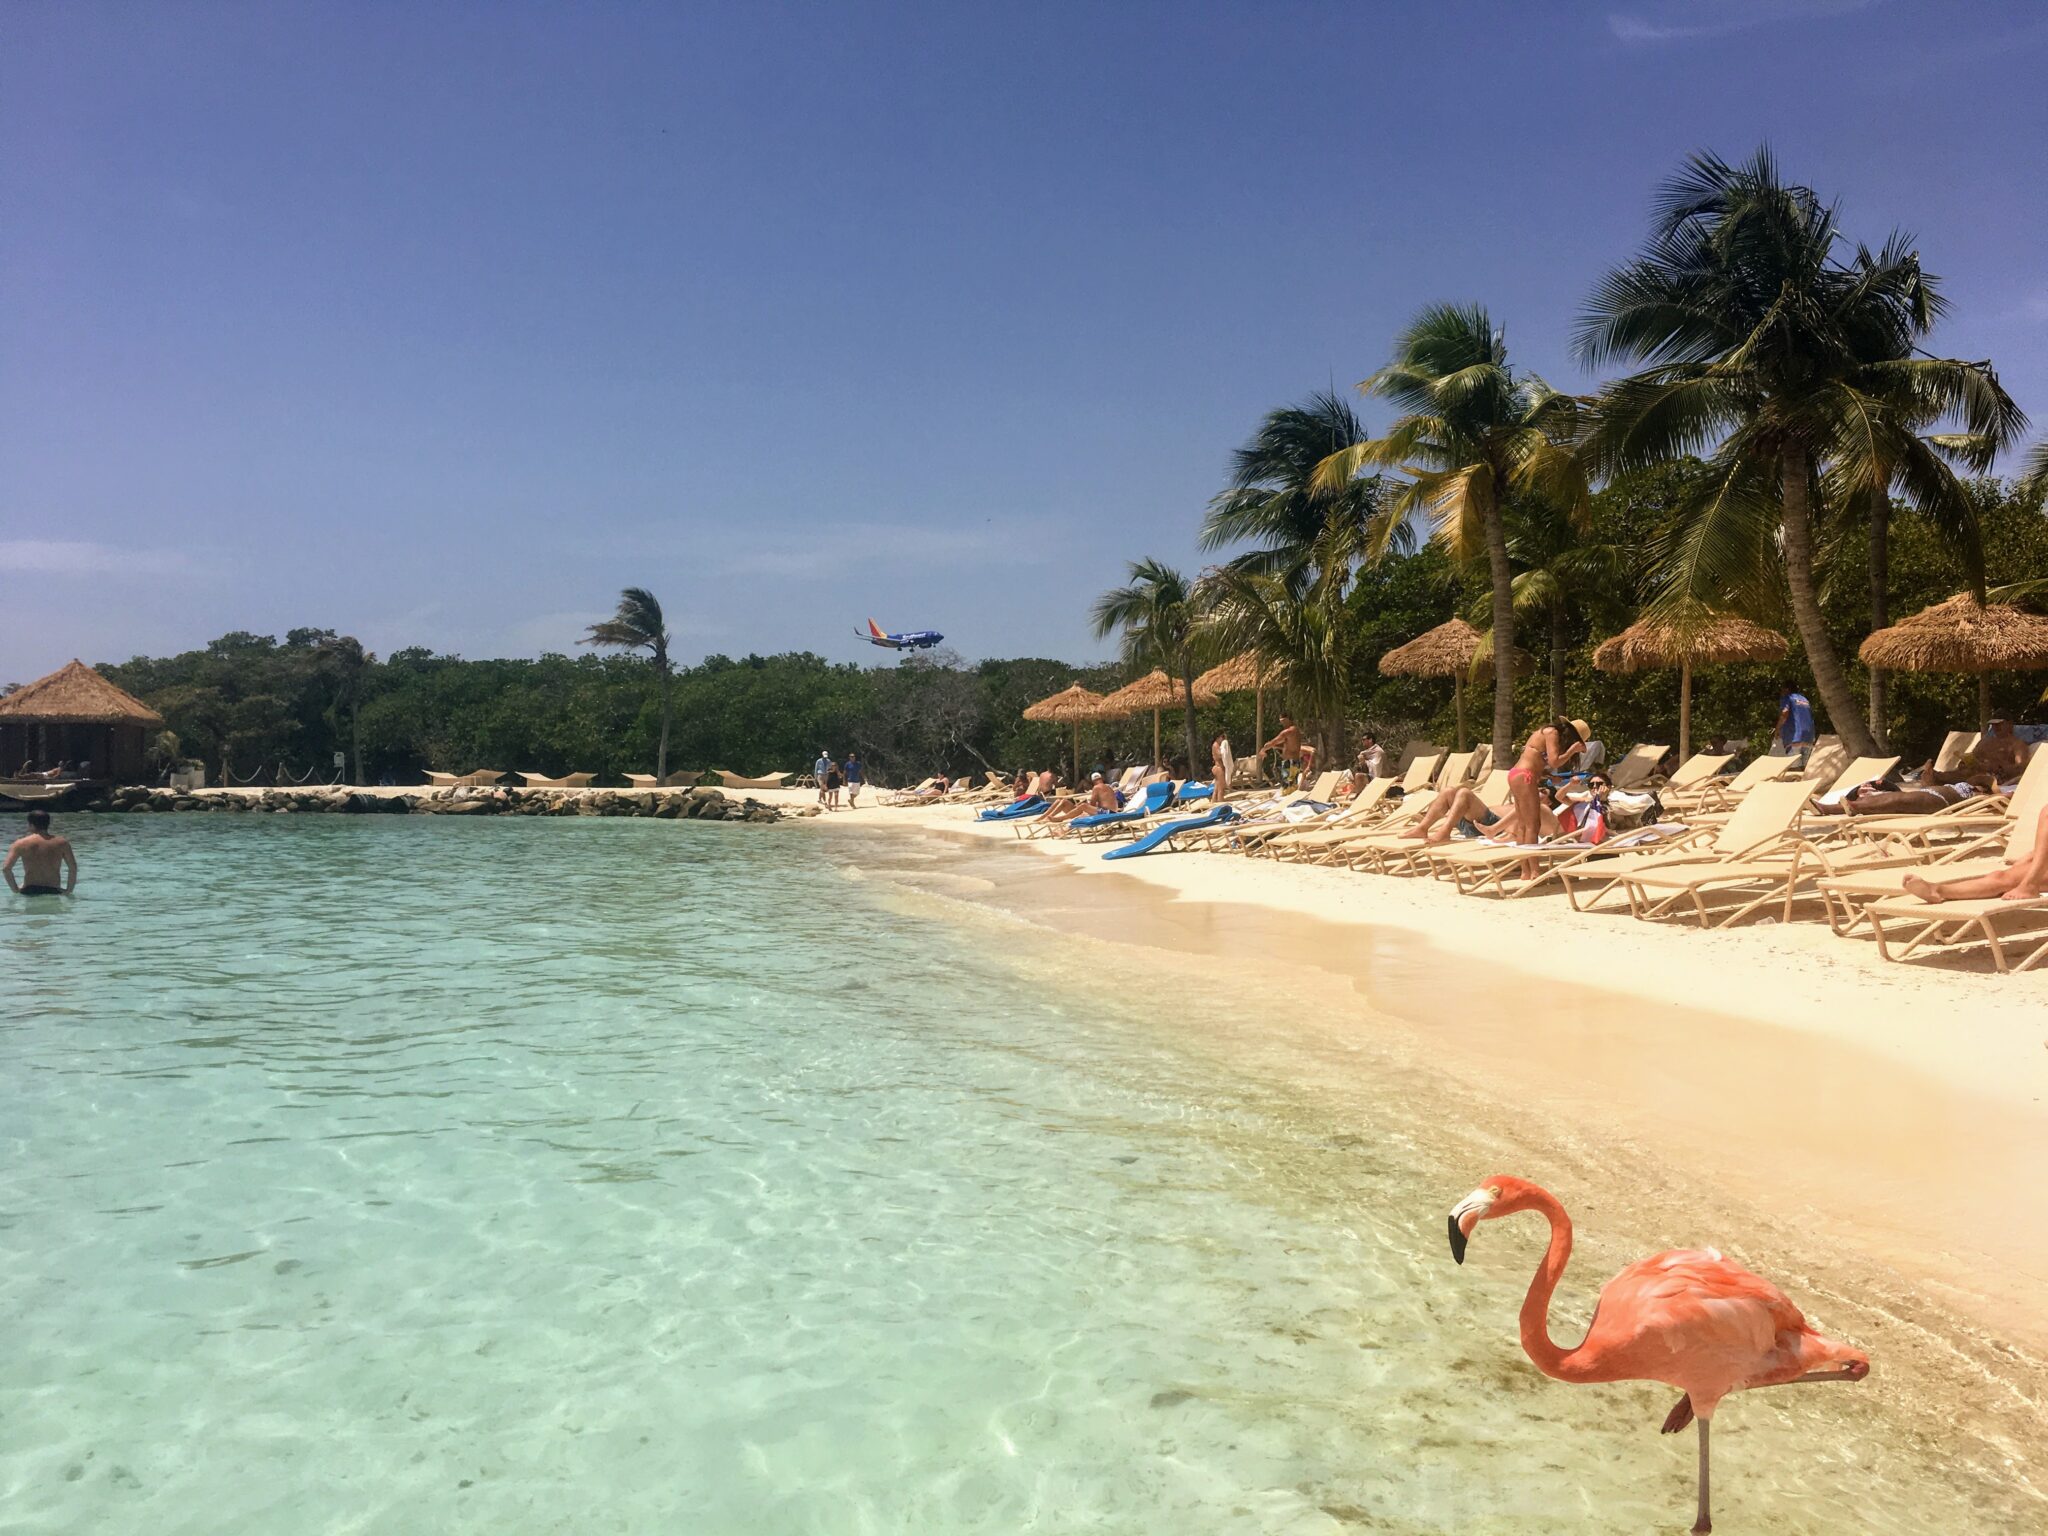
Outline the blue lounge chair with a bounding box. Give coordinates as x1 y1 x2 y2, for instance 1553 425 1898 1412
1102 803 1238 859
977 795 1046 821
1069 780 1174 834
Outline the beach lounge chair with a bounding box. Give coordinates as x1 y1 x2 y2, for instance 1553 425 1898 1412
1606 745 1670 791
978 795 1047 822
715 769 796 791
1931 730 1980 774
458 769 506 788
1071 780 1177 841
1658 752 1735 796
1551 780 1850 918
1267 756 1454 863
1390 741 1445 780
1101 804 1239 859
519 771 598 790
1816 752 2048 935
1237 778 1400 857
1169 786 1322 853
1858 809 2048 972
1805 755 1904 810
881 777 938 805
1659 752 1801 815
424 771 462 788
1347 770 1515 876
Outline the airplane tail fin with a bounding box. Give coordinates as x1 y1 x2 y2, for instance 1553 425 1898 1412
867 618 886 638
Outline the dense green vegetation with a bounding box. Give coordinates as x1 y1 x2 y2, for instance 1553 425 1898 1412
33 146 2048 787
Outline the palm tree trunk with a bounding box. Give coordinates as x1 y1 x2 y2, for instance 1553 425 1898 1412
1867 499 1889 749
656 654 672 784
1548 601 1568 720
1483 499 1518 762
1781 446 1878 757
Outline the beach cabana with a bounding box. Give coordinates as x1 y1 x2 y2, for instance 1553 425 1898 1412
1378 620 1532 752
0 660 163 783
1593 610 1788 762
1193 652 1281 771
1022 684 1105 783
1092 669 1217 769
1858 593 2048 729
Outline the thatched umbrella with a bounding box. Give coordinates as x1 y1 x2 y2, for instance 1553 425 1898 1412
1021 684 1104 782
1193 651 1282 766
1092 669 1216 768
0 659 165 782
1858 593 2048 728
1593 611 1788 762
1377 619 1533 752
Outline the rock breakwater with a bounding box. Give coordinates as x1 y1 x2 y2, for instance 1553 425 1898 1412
94 785 789 822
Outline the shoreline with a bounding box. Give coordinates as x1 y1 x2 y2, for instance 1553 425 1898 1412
798 796 2048 1390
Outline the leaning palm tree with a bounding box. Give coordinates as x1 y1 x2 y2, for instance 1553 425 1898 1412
1313 304 1588 761
1091 559 1206 772
1201 392 1403 601
1196 566 1352 764
315 634 374 784
1578 147 2025 757
581 587 674 782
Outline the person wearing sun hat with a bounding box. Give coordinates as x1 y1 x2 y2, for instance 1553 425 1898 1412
1569 718 1604 774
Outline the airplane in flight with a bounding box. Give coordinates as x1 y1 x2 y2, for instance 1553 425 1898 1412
856 618 945 651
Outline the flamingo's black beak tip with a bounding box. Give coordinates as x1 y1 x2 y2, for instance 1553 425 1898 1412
1447 1214 1467 1266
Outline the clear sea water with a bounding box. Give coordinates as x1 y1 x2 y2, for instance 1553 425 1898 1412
1 816 2036 1533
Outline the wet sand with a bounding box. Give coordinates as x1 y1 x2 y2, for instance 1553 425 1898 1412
807 808 2048 1513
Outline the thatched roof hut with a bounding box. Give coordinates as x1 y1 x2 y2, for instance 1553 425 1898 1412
1378 620 1533 751
1092 669 1216 767
0 660 164 782
1857 594 2048 674
1022 684 1104 779
1593 611 1788 760
1857 593 2048 729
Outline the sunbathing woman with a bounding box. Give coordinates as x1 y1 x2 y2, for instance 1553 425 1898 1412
1901 806 2048 904
1499 718 1585 875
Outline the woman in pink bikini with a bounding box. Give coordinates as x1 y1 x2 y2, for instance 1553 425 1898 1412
1500 717 1586 875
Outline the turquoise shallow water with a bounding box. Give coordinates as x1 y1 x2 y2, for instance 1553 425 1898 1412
1 816 2035 1533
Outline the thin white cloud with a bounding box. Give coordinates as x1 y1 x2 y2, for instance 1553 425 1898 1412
1609 0 1876 43
0 540 197 577
718 522 1042 580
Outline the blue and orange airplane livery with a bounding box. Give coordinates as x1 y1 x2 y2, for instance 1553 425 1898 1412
856 618 945 651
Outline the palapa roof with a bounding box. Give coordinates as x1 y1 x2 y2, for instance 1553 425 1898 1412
1021 684 1105 723
1593 612 1788 674
1378 618 1532 678
1193 651 1281 695
1097 671 1196 720
1857 593 2048 673
0 660 164 727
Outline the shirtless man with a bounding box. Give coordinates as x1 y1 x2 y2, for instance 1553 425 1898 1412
1902 805 2048 905
1919 719 2025 789
4 810 76 896
1401 782 1503 845
1261 715 1304 789
1088 772 1120 812
1813 779 1987 817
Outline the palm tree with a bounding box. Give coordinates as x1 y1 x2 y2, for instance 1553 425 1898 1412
1496 499 1630 720
1200 392 1403 599
1578 148 2025 757
1091 559 1206 771
1313 304 1588 761
582 587 674 782
315 634 374 784
1196 566 1352 764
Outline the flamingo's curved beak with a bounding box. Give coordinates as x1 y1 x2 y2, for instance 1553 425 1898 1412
1447 1188 1495 1266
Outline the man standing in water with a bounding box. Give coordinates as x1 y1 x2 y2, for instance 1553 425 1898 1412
4 809 76 897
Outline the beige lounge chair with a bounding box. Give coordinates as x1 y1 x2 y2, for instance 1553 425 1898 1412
1805 755 1903 810
715 769 796 791
1931 730 1980 774
424 771 461 788
1389 740 1443 779
1607 744 1670 790
458 769 506 788
1352 770 1514 876
1552 780 1823 913
1660 752 1801 814
881 777 938 805
1817 752 2048 936
1270 756 1449 862
1658 752 1735 794
1240 779 1400 857
519 771 598 790
1860 810 2048 972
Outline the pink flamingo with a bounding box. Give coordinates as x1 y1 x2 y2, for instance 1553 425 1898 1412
1448 1176 1869 1533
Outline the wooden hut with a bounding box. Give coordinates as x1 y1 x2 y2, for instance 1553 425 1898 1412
0 660 164 782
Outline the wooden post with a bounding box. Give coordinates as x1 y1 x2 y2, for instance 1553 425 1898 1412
1678 657 1693 765
1152 708 1161 769
1978 673 1993 731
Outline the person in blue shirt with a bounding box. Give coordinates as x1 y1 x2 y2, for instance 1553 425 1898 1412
1775 682 1816 765
843 753 864 808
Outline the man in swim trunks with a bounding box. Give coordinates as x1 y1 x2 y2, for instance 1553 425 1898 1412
1917 718 2025 790
5 809 76 896
842 753 864 807
1814 778 1986 816
1261 715 1303 788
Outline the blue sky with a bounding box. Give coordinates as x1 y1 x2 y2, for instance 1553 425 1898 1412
5 0 2044 680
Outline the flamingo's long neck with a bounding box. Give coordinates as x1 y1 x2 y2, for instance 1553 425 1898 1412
1517 1186 1590 1382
